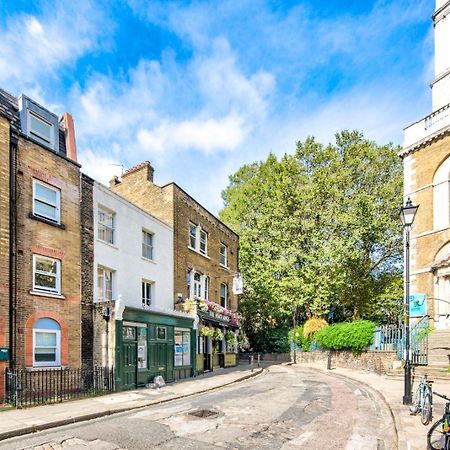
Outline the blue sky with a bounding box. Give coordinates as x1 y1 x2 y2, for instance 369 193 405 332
0 0 434 213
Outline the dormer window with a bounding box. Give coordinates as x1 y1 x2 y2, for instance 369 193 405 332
18 94 59 152
29 112 54 147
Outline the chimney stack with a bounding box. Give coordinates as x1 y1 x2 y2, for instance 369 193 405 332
61 113 77 162
122 161 154 182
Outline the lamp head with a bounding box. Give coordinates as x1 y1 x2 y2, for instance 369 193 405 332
400 197 419 227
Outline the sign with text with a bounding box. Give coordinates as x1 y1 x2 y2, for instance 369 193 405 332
410 294 427 317
232 274 243 295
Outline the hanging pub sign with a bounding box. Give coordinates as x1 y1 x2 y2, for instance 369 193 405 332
232 274 243 295
410 294 427 317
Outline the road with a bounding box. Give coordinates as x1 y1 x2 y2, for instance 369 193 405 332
0 365 396 449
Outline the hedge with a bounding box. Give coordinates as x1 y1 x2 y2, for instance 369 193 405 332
313 320 376 354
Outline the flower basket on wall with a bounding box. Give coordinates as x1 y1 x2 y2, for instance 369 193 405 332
200 326 213 337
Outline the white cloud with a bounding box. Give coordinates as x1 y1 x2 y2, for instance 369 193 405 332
137 114 245 155
78 149 123 187
0 0 108 94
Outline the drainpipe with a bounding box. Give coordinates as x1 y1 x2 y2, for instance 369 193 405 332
9 125 18 368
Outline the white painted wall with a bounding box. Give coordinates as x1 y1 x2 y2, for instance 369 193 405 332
93 182 174 312
432 3 450 110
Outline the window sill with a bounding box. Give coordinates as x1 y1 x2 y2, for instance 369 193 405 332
29 290 65 300
97 239 118 249
27 365 66 371
28 212 65 230
219 264 230 271
188 246 211 260
141 256 156 265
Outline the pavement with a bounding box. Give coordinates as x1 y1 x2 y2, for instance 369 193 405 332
1 360 449 449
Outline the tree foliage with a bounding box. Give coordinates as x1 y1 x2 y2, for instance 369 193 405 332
219 131 403 347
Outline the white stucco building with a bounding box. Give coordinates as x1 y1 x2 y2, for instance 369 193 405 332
92 182 195 388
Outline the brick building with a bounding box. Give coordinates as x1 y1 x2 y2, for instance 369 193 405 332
0 90 82 391
110 162 240 372
401 0 450 330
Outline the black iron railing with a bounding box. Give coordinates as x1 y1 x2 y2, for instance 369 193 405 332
5 366 115 408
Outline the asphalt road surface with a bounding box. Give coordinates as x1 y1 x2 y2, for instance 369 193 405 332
0 365 396 450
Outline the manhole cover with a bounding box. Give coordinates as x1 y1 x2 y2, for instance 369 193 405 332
188 409 219 418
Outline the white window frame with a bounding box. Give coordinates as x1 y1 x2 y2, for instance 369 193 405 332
32 179 61 224
189 271 208 300
220 283 228 308
98 206 115 245
33 328 61 367
97 266 114 302
33 255 61 294
188 223 208 256
199 229 208 256
189 223 197 249
28 111 54 149
220 243 228 267
142 280 153 306
142 230 154 260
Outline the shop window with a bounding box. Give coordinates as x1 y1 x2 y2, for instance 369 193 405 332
175 329 191 367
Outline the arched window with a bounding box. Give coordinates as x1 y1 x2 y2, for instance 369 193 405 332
33 318 61 367
433 156 450 229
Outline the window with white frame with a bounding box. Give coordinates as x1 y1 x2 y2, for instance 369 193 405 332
199 230 208 255
220 283 228 308
97 267 113 301
142 280 153 306
189 223 197 249
33 255 61 294
29 112 54 148
189 271 208 300
33 318 61 367
188 223 208 256
142 230 153 260
98 207 115 244
220 243 228 267
33 180 60 223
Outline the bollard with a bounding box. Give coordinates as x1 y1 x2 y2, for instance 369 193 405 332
250 355 254 372
257 353 260 368
327 351 332 370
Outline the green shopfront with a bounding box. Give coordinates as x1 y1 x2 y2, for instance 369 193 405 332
115 307 195 390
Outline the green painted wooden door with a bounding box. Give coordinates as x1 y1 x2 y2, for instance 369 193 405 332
156 343 167 380
123 341 137 389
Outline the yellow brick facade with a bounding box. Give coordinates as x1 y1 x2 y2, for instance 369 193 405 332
403 132 450 328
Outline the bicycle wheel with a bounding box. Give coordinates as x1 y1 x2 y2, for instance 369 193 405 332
422 393 433 425
428 418 445 449
410 387 421 414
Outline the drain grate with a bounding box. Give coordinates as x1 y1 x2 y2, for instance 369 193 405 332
188 409 219 418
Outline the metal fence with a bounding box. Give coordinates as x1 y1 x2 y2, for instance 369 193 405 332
5 366 115 408
370 324 402 352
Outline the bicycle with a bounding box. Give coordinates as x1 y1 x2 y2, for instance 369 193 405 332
427 392 450 450
410 374 434 425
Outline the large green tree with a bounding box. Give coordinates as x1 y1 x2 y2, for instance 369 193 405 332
220 131 403 347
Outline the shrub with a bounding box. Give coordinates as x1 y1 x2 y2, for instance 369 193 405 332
303 318 328 339
251 326 290 353
314 320 376 354
288 325 312 352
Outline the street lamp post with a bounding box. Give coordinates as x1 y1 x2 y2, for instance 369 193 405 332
292 303 297 364
400 197 419 405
